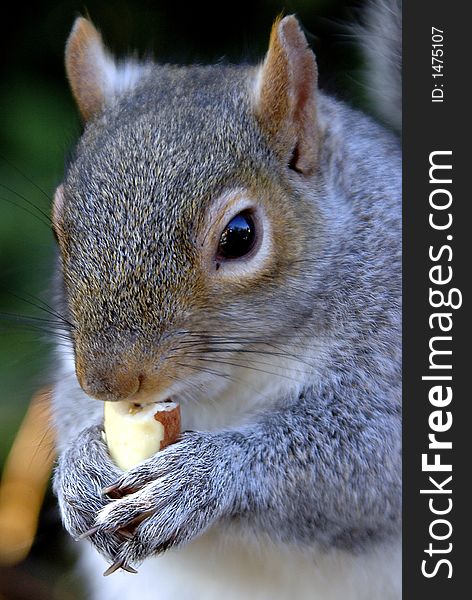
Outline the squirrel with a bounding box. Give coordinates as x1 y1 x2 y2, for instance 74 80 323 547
52 1 402 599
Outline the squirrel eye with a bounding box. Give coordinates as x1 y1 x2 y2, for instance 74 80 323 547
217 211 256 260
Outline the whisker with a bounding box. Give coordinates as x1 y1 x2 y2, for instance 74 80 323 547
181 346 312 375
0 194 52 228
174 338 317 371
0 311 71 329
174 358 273 403
175 361 234 384
0 153 52 202
174 361 282 406
190 356 307 384
7 289 74 328
0 321 72 342
0 183 52 223
174 328 320 349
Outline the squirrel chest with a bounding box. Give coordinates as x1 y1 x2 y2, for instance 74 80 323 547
79 531 401 600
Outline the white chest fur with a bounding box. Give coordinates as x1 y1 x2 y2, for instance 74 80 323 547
79 531 401 600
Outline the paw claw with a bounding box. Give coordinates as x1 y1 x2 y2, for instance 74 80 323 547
77 525 100 540
110 509 156 536
103 559 138 576
118 529 135 541
121 563 138 574
103 559 124 576
102 483 123 498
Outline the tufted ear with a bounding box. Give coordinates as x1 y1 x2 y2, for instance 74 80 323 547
253 15 319 175
65 17 147 121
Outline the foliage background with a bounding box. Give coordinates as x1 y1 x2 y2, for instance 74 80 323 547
0 0 369 597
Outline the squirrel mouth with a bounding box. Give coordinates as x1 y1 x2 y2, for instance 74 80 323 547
130 396 175 409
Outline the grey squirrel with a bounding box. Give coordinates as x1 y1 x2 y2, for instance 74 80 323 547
52 2 402 599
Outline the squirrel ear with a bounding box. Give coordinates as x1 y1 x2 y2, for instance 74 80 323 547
253 15 319 175
65 17 146 121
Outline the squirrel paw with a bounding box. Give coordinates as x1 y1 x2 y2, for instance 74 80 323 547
53 425 124 561
94 431 236 567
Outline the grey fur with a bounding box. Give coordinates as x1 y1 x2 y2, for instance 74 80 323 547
53 0 402 578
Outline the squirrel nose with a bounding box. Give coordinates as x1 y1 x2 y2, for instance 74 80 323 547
77 366 145 402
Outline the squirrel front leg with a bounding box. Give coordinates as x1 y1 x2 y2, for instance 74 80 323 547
91 386 400 568
232 390 401 549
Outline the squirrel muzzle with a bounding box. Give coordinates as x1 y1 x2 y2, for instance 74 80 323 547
75 348 146 401
74 342 178 403
77 365 144 402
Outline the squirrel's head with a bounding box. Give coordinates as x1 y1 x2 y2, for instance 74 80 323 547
53 16 325 404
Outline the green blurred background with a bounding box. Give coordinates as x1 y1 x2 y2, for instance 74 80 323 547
0 0 367 597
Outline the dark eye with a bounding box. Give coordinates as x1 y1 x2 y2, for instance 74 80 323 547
217 211 256 260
